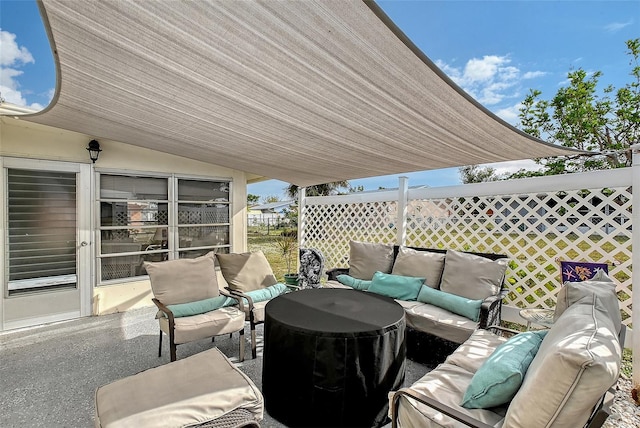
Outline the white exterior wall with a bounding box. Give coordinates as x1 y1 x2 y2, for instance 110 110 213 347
0 116 249 322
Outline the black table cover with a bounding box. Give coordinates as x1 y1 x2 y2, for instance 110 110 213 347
262 288 406 428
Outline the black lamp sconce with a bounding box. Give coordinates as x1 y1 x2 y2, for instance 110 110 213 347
87 139 102 163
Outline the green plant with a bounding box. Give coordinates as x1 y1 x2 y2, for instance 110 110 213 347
275 231 298 274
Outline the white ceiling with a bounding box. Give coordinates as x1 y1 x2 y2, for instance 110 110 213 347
16 0 577 187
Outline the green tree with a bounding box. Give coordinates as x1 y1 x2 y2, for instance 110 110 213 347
515 38 639 177
459 165 502 184
285 181 350 199
247 194 260 205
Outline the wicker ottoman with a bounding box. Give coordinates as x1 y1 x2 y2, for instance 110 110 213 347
95 348 263 428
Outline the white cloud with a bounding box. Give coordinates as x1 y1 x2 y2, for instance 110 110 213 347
436 55 545 106
604 20 633 33
0 30 34 67
0 29 46 109
482 159 541 175
494 103 523 125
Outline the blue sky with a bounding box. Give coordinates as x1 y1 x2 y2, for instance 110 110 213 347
1 1 638 201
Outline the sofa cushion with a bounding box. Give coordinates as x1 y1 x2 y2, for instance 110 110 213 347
216 251 278 292
405 303 479 344
504 297 622 427
445 329 508 374
145 252 219 305
390 363 507 428
440 250 507 300
391 247 446 288
336 274 372 290
461 330 547 409
554 272 622 334
348 241 394 280
417 286 483 322
368 271 425 301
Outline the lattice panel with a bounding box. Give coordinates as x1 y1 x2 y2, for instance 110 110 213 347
303 201 397 269
302 181 633 328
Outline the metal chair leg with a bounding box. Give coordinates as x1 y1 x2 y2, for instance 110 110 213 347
251 323 257 359
239 329 245 362
158 330 163 357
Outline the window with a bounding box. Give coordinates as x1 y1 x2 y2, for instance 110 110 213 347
98 174 231 283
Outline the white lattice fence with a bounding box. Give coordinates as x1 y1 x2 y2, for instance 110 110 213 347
302 169 633 328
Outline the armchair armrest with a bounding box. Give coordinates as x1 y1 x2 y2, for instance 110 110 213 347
220 287 247 313
326 267 350 281
152 298 175 323
226 288 255 313
390 388 495 428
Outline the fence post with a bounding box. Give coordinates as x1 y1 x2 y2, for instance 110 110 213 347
397 176 409 246
298 187 306 249
632 145 640 386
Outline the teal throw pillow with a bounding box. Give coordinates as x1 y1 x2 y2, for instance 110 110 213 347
367 271 425 301
417 286 483 322
337 274 372 291
167 295 236 318
461 330 548 409
242 283 288 305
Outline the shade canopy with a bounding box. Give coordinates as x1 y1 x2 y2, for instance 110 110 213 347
18 0 576 187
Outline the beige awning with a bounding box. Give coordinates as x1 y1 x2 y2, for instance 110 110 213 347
15 0 576 187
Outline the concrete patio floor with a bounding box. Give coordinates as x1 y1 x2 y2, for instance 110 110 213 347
0 306 431 427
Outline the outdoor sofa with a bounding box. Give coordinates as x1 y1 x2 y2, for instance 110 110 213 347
325 241 508 363
389 273 624 428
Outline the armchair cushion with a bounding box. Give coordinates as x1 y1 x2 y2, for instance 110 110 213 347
440 250 507 300
145 252 219 305
216 251 278 292
348 240 394 280
461 330 547 409
391 247 446 288
241 283 288 304
368 271 425 301
336 274 372 290
417 286 483 322
166 295 237 318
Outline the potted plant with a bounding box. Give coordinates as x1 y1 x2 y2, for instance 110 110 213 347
276 231 299 286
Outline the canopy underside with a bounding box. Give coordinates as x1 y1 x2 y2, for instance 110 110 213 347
17 0 576 187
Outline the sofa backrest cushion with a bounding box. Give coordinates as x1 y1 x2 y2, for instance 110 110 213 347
554 272 622 335
440 250 507 300
504 297 621 427
145 252 219 305
391 246 446 288
348 241 394 280
216 251 278 292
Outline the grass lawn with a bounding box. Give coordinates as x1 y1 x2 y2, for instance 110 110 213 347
247 229 292 282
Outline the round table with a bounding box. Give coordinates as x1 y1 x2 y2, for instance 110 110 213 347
262 288 406 428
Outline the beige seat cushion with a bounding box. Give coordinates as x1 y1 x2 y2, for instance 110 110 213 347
237 300 269 324
505 297 621 427
405 303 479 344
392 247 446 288
322 280 352 289
445 329 508 374
390 362 507 428
145 252 219 305
216 251 277 292
440 250 507 300
159 306 245 344
348 240 394 280
95 347 263 428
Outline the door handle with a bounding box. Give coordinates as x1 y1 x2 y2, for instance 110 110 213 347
80 241 89 247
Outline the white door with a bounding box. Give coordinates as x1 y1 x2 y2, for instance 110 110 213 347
1 158 92 331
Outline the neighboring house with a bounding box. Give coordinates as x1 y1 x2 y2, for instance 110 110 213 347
248 201 295 226
0 104 257 331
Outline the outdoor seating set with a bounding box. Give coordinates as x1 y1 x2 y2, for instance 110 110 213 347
94 242 624 428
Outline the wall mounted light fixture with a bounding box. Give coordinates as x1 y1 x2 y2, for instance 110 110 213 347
87 139 102 163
